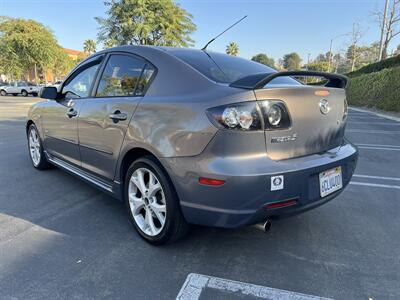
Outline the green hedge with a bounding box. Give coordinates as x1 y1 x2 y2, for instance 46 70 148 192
347 54 400 78
346 66 400 112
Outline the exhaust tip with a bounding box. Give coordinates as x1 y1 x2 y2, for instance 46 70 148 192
255 219 272 232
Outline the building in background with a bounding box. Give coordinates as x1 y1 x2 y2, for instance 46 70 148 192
64 48 84 60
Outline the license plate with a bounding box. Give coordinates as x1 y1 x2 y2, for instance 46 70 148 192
319 166 342 197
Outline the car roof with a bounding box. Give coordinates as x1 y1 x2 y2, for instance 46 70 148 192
91 45 221 60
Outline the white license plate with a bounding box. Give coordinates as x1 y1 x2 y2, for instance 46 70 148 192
319 166 343 197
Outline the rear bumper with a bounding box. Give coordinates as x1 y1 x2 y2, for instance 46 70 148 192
161 141 358 228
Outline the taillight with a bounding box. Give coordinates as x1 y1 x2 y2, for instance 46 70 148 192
206 101 262 131
343 98 348 121
206 100 291 131
258 100 291 130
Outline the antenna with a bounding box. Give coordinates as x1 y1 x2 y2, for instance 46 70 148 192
201 15 248 51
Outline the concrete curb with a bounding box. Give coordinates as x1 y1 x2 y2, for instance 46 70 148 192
349 106 400 122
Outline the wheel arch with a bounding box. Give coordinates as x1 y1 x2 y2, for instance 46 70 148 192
118 147 164 185
26 120 35 137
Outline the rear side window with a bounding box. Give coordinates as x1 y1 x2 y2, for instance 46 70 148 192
135 64 155 96
96 54 146 97
169 50 300 86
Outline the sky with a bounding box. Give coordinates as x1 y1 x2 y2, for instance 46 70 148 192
1 0 399 62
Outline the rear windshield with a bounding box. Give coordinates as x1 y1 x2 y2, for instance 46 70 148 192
169 50 300 86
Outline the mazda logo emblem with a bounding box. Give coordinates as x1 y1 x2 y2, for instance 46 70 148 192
319 99 330 115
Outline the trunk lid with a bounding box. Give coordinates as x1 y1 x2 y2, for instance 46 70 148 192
254 86 347 160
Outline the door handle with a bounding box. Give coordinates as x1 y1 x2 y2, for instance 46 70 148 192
67 108 78 118
109 110 128 123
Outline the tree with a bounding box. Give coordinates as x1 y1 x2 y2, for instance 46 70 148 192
76 52 88 64
96 0 196 47
306 61 330 72
0 17 62 82
282 52 302 70
374 0 400 59
251 53 275 68
226 42 239 56
52 48 75 80
346 43 379 71
315 52 332 63
83 39 97 54
103 39 115 49
348 23 364 71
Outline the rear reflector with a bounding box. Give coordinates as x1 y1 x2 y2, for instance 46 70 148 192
199 177 225 186
265 199 298 210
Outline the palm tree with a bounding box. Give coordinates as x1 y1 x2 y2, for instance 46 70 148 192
83 39 97 54
226 42 239 56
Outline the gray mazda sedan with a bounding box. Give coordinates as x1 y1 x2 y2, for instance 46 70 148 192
27 46 358 244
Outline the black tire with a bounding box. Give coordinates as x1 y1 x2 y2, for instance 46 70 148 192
0 90 6 96
27 124 51 170
32 93 38 97
124 156 189 245
12 94 17 96
21 90 28 97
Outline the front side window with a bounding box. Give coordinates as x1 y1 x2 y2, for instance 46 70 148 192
62 64 99 99
96 55 145 97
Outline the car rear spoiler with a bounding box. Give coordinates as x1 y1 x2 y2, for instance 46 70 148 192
229 71 348 89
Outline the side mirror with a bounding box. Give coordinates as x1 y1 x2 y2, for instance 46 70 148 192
40 86 58 100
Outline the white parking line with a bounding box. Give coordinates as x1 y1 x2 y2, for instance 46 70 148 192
348 116 385 120
355 143 400 148
355 143 400 151
176 273 332 300
348 113 371 116
346 129 400 134
348 121 400 125
358 146 400 151
350 182 400 190
353 174 400 181
349 107 400 122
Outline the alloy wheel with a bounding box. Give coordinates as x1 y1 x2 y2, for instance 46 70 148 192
29 127 41 166
128 167 167 236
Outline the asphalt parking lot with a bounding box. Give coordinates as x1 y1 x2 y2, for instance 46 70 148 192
0 96 399 300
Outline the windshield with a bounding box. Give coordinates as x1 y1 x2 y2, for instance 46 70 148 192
168 49 300 86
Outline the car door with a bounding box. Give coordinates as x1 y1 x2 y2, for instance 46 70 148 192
7 82 18 94
41 57 103 166
78 53 155 180
17 81 26 93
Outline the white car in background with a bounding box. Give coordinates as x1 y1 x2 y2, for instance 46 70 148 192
0 81 40 97
51 80 63 91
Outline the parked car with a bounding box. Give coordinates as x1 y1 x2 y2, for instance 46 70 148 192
49 80 63 92
1 81 40 96
0 82 10 91
26 46 358 244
